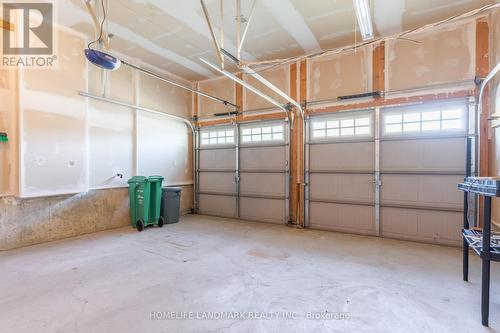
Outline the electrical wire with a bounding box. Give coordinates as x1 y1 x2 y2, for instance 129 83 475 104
244 2 500 71
88 0 107 50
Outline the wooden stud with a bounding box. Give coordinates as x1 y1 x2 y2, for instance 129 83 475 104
290 64 298 108
288 61 306 226
372 42 385 95
476 18 489 177
236 73 244 122
192 84 199 127
193 94 198 118
475 18 489 225
300 60 307 107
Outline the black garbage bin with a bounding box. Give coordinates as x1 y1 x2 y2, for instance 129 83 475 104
160 187 182 224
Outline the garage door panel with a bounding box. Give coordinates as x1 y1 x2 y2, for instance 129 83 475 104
240 173 285 197
418 210 462 241
381 207 462 245
198 194 237 218
381 174 463 210
310 173 374 203
381 138 465 172
199 149 236 170
238 121 287 224
240 146 286 171
199 172 235 194
309 202 375 234
304 103 467 244
240 198 285 223
198 121 288 223
310 142 374 171
307 111 375 235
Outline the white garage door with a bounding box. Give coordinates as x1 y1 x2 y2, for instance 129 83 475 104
305 100 472 246
379 102 468 246
197 125 238 218
239 121 289 223
197 120 290 224
306 110 376 235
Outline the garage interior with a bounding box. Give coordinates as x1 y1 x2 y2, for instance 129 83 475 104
1 0 500 331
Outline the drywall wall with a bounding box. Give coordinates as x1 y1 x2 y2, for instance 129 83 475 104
89 100 134 189
137 111 192 184
87 63 194 189
89 63 135 103
138 69 193 185
1 18 194 248
0 67 17 196
88 65 134 189
385 20 475 92
0 19 18 196
244 65 290 111
198 76 235 117
308 46 372 102
139 71 192 118
19 27 88 197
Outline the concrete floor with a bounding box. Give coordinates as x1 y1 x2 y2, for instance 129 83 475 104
1 215 500 333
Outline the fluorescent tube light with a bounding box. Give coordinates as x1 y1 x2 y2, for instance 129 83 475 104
353 0 374 40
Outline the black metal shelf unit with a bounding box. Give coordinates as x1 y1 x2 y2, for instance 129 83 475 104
459 174 500 327
462 229 500 260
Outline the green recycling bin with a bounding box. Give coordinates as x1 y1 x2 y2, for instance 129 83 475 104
148 176 164 228
127 176 164 231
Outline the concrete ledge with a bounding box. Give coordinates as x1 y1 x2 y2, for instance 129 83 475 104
0 188 130 250
0 185 193 250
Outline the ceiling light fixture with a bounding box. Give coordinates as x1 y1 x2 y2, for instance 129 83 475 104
353 0 374 40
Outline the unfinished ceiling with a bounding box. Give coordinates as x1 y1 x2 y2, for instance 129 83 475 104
62 0 495 81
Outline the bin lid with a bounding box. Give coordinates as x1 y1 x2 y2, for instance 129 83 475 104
128 176 147 183
162 186 182 192
148 175 164 182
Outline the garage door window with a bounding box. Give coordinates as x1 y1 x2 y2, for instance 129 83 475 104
241 125 284 143
383 105 465 135
201 129 235 145
312 115 371 139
